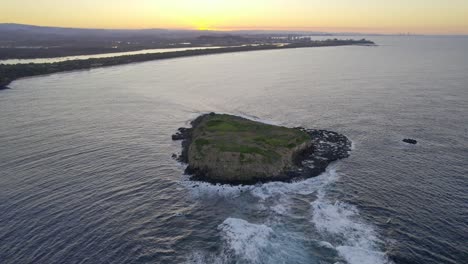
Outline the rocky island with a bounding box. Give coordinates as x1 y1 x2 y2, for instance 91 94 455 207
172 113 352 185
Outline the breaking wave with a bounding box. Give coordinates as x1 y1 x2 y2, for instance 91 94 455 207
184 167 392 264
311 190 392 264
218 218 274 262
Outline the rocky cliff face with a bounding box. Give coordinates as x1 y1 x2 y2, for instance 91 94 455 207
187 138 313 183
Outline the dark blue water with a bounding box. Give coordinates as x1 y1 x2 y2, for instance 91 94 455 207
0 36 467 264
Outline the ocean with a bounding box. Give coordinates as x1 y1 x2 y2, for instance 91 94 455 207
0 36 467 264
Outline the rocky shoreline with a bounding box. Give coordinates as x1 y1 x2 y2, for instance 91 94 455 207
172 114 352 185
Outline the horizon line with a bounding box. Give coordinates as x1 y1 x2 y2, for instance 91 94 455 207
2 22 468 37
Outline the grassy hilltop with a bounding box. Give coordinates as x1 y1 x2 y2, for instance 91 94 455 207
185 114 312 183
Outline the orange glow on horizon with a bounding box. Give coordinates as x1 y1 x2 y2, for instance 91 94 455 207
1 0 467 35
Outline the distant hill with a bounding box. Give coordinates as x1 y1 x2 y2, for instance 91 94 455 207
0 23 212 41
0 23 335 41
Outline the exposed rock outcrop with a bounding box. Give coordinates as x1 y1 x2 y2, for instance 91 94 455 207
403 138 417 144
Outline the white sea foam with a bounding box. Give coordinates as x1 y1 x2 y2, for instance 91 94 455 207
311 191 392 264
183 165 391 264
350 139 356 150
180 175 250 198
249 168 339 200
218 218 273 262
271 203 288 215
181 167 339 218
187 217 312 264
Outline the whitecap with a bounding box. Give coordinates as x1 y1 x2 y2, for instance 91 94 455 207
182 165 392 264
181 167 339 218
218 218 273 262
311 190 393 264
249 167 339 200
180 175 251 198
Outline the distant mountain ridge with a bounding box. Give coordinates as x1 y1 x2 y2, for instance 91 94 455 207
0 23 333 39
0 23 200 40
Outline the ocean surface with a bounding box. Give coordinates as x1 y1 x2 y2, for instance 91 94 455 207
0 36 467 264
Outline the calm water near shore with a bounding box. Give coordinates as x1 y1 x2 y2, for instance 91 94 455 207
0 46 223 65
0 36 467 264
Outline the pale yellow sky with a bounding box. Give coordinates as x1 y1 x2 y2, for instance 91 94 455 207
1 0 468 34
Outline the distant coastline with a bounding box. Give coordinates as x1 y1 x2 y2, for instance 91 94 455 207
0 39 374 89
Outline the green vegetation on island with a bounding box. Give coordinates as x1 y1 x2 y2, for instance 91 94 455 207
174 113 314 184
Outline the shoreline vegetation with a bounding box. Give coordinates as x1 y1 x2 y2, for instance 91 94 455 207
0 39 374 89
172 113 352 185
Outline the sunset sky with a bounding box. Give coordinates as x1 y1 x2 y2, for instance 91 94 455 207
1 0 468 34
